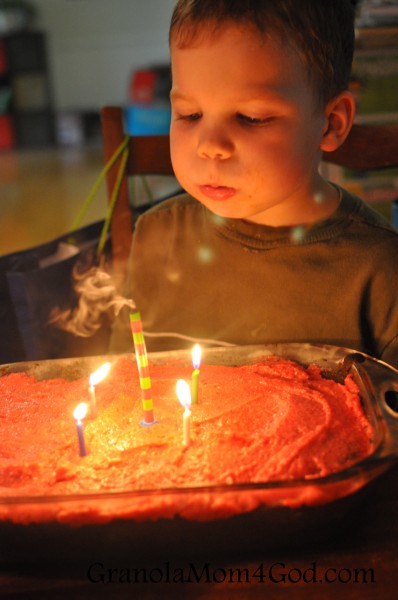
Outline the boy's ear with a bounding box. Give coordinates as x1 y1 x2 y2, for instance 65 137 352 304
320 91 356 153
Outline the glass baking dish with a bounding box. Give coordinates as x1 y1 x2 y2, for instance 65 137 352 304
1 343 398 562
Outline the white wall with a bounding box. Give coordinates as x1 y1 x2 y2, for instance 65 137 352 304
30 0 175 110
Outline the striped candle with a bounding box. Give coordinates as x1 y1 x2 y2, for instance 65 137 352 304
129 311 155 425
191 344 201 405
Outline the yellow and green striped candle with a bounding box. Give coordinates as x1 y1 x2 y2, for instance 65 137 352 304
129 311 155 425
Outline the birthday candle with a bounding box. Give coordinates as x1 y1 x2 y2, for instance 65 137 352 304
88 362 111 419
191 344 201 404
73 403 88 457
176 379 192 447
88 384 97 419
129 311 155 426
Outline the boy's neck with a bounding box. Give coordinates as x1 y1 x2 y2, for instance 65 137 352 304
246 178 341 228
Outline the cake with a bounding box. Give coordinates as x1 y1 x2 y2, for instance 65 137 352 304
0 354 375 525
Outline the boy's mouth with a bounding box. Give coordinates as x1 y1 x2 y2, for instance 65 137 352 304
199 185 237 201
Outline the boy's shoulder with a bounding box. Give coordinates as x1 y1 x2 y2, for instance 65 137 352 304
340 187 398 241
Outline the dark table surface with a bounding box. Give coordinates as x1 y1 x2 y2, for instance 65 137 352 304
1 461 397 600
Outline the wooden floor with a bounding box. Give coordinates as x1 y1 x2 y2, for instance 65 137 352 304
0 146 108 257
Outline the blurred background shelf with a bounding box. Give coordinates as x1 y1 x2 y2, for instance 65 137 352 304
0 31 55 150
321 24 398 221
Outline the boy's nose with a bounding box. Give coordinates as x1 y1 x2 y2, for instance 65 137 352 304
196 128 233 160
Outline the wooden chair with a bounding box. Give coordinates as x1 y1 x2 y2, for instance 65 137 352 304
101 106 174 280
100 105 398 279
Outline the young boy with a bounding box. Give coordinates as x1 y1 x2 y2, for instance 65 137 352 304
111 0 398 368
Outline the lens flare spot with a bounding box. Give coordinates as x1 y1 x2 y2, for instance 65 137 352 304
290 225 307 243
198 246 214 263
167 270 181 283
314 191 325 204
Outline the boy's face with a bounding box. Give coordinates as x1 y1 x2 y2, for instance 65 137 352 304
170 24 335 227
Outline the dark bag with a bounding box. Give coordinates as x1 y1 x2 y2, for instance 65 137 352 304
1 221 111 363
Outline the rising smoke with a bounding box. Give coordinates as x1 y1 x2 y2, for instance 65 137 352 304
50 263 135 337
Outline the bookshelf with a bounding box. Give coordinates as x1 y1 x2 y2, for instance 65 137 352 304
322 26 398 220
0 31 54 150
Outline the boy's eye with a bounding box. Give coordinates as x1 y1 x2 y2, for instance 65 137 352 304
177 112 202 122
237 113 272 125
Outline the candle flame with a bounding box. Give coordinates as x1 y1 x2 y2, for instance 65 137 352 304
89 362 111 386
73 402 88 421
192 344 201 369
176 379 192 409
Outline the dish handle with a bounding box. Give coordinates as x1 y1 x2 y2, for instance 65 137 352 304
343 353 398 457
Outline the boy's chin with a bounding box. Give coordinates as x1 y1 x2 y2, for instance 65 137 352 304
199 201 265 222
203 205 245 221
194 197 246 220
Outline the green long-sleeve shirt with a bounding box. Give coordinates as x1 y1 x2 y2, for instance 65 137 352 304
110 186 398 368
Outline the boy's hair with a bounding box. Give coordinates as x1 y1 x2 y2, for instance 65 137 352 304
170 0 356 106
